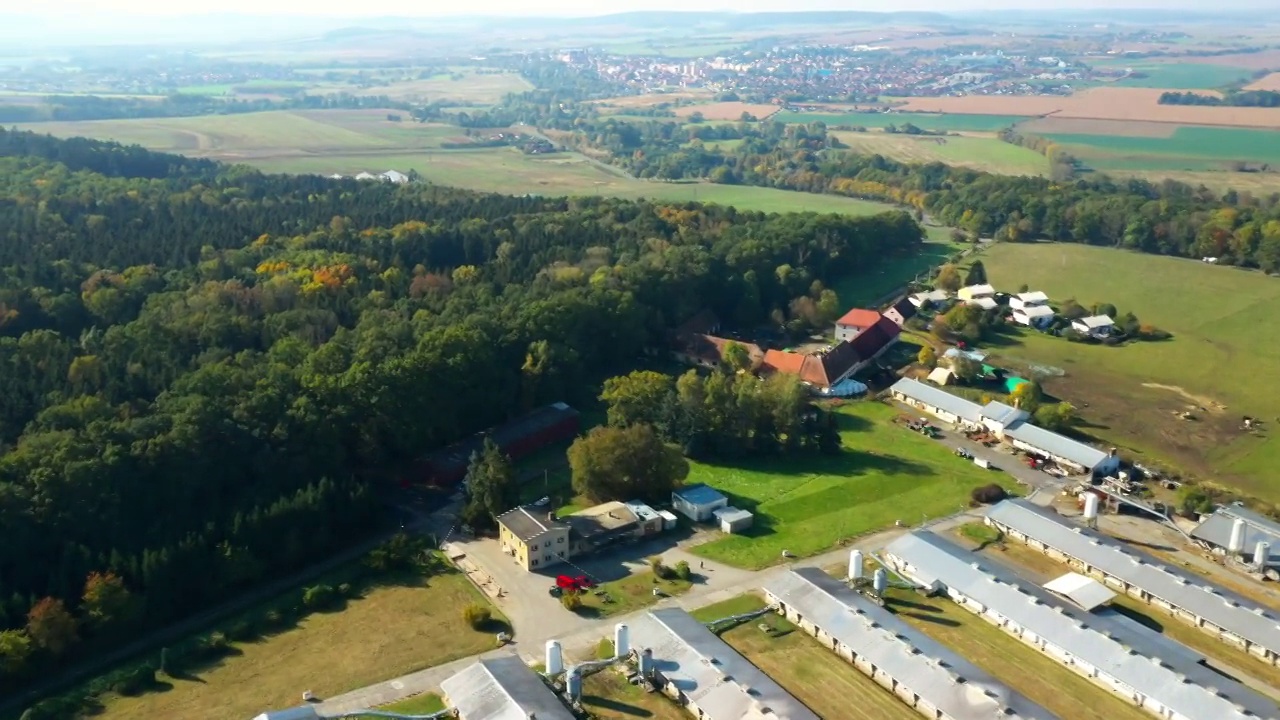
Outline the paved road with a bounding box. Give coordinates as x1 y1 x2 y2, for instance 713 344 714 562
315 510 985 715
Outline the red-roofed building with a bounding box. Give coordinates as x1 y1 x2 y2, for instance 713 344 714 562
849 316 901 364
674 333 764 370
763 341 863 389
834 308 882 342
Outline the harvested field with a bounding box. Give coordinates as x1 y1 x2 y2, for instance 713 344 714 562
898 87 1280 128
673 101 780 121
1016 117 1177 138
1167 50 1280 70
1247 72 1280 91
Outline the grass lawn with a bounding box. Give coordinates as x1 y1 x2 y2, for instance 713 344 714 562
576 570 692 618
978 242 1280 501
957 521 1002 546
831 236 966 306
689 401 1011 569
691 595 919 720
880 587 1152 720
579 669 686 720
833 132 1049 176
380 693 446 713
1109 62 1256 89
98 568 507 720
983 540 1280 694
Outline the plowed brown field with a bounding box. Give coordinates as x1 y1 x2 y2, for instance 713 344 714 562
896 87 1280 128
1247 72 1280 91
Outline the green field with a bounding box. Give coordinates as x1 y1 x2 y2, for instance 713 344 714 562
1047 126 1280 171
779 110 1029 132
832 234 966 306
978 243 1280 501
689 401 1011 568
1107 62 1257 89
833 132 1049 176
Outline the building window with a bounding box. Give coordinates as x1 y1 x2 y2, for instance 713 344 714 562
544 540 551 548
558 536 565 543
531 559 539 567
545 554 553 562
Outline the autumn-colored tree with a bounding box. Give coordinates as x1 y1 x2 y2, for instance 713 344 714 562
26 598 78 657
82 571 139 631
935 264 962 292
0 629 33 676
917 345 937 369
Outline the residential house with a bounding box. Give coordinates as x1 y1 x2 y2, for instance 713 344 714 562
909 289 949 309
833 308 882 342
497 506 571 571
1008 291 1049 311
882 297 917 327
957 284 996 302
1072 315 1115 338
672 484 728 521
672 333 763 370
1012 304 1055 328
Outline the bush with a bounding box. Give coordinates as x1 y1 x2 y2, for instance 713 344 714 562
112 663 157 696
648 556 674 580
971 483 1008 505
560 591 583 611
337 582 354 598
261 608 286 631
225 618 257 642
463 603 492 630
302 583 337 610
674 560 692 581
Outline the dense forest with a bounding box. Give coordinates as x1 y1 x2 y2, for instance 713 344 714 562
1158 89 1280 107
0 128 923 689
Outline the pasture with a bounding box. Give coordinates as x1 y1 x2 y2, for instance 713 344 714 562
1044 126 1280 172
879 585 1152 720
1110 61 1257 89
977 243 1280 502
689 401 1011 569
97 567 506 720
831 234 966 307
832 131 1049 176
690 595 921 720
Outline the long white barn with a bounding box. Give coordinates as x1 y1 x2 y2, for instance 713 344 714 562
986 498 1280 666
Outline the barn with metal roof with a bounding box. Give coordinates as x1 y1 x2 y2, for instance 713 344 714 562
440 655 574 720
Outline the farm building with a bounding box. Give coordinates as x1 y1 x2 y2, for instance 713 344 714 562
1192 504 1280 571
252 708 320 720
985 499 1280 666
883 297 917 327
882 531 1277 720
1008 291 1049 311
1072 315 1115 338
763 568 1055 720
762 340 866 390
966 296 999 311
957 284 995 302
1041 572 1116 612
673 333 764 370
834 308 883 341
379 170 410 184
630 607 818 720
909 289 950 309
672 484 729 522
889 378 983 427
441 656 575 720
848 316 901 362
888 379 1121 476
1011 304 1054 328
498 499 666 571
926 366 955 386
413 402 581 487
713 506 753 533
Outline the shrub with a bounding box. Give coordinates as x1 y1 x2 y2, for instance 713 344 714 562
261 609 286 631
674 560 692 581
302 583 337 610
463 603 491 630
337 582 354 598
225 618 257 642
648 556 674 580
970 483 1008 505
112 663 157 696
560 591 583 611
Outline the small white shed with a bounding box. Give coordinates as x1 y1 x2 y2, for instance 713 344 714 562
672 484 729 522
714 506 754 533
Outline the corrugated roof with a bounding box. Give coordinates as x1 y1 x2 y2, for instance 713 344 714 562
987 499 1280 659
889 378 983 423
961 283 995 296
1002 422 1110 470
1192 505 1280 567
1016 291 1049 304
883 531 1278 720
1014 305 1055 318
981 401 1029 428
630 608 817 720
1042 572 1116 611
673 483 727 507
763 569 1055 720
1075 315 1114 329
441 656 575 720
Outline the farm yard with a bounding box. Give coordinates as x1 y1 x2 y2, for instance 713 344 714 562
977 243 1280 503
688 401 1011 569
690 595 921 720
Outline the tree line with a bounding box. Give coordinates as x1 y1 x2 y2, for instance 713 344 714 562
0 128 923 692
0 92 416 123
1158 90 1280 107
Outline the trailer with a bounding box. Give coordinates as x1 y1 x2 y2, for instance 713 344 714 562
974 457 992 470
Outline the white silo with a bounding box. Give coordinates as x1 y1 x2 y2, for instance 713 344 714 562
545 640 564 676
1229 518 1247 553
614 623 630 658
848 549 865 581
873 568 888 596
1082 493 1100 527
565 668 583 700
638 648 654 678
1255 541 1271 571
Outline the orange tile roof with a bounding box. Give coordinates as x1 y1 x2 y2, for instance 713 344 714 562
835 308 882 329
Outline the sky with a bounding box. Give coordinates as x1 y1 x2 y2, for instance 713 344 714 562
12 0 1277 16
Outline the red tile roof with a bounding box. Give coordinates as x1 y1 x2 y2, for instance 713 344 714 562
763 341 863 387
835 308 882 329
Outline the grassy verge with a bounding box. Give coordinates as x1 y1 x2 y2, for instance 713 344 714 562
580 669 685 720
689 401 1010 568
692 594 919 720
881 587 1151 720
380 693 446 714
575 570 693 618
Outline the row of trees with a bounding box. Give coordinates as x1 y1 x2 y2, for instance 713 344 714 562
0 130 922 689
0 92 417 124
1158 90 1280 107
